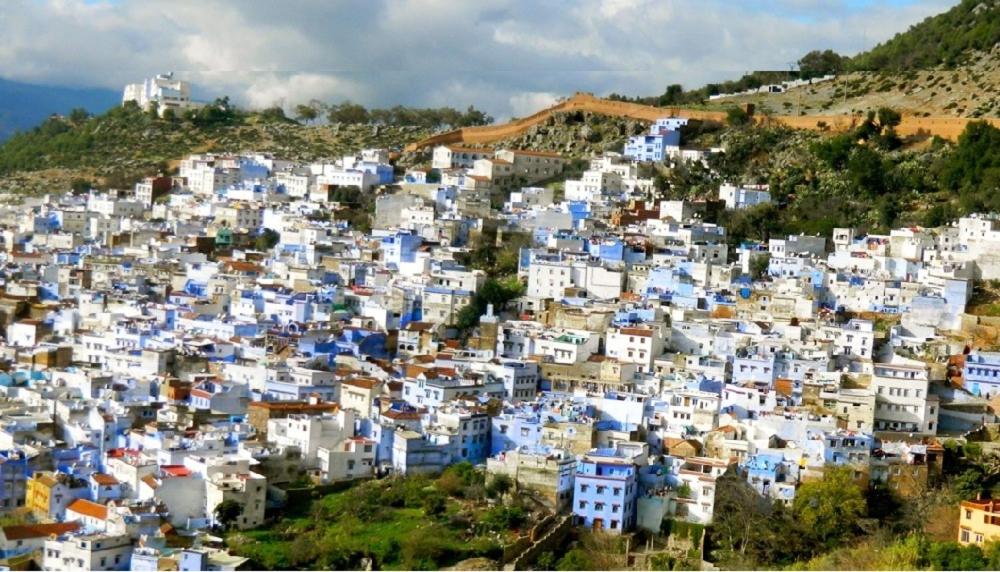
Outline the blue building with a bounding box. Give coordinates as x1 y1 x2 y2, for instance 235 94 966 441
965 352 1000 398
380 231 422 269
490 411 544 455
738 453 797 503
573 449 639 534
623 117 685 162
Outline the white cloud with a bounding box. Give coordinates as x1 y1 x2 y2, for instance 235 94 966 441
0 0 957 117
509 92 561 118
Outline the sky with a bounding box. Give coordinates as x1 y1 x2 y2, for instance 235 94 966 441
2 0 957 119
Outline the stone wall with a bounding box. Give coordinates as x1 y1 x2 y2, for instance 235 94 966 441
405 93 1000 152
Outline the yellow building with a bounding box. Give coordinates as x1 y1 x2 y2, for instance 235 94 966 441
25 471 86 520
959 499 1000 546
25 472 57 517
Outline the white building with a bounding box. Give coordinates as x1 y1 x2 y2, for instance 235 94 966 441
719 183 771 210
122 73 198 116
871 360 939 434
605 325 665 373
43 534 132 572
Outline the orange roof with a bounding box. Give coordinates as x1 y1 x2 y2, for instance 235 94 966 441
343 377 380 390
383 409 422 421
161 465 192 477
91 473 119 486
619 327 653 337
224 260 263 274
141 474 159 490
67 499 108 521
2 522 80 541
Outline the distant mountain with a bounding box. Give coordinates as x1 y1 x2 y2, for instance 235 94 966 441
0 78 119 141
851 0 1000 70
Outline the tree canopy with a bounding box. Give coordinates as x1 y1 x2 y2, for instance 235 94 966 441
793 466 867 547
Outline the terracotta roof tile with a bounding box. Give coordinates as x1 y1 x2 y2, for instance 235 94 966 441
66 499 108 521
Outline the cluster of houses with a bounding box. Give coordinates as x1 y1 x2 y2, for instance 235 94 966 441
0 107 999 569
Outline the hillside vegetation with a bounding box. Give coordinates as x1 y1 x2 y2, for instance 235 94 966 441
852 0 1000 71
639 1 1000 118
0 101 432 193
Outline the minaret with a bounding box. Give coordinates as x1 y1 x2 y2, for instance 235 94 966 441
478 303 499 352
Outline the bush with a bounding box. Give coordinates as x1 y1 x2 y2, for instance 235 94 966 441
556 548 594 571
485 474 513 499
726 107 751 127
478 505 526 533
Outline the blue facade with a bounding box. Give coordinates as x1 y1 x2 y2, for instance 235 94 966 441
573 451 639 534
739 453 793 499
381 232 422 268
624 129 681 162
491 413 543 455
965 352 1000 398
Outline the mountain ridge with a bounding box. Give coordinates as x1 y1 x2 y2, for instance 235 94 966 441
0 77 119 142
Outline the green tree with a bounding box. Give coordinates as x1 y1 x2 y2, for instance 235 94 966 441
953 467 986 500
67 107 90 124
927 541 987 570
255 228 281 251
877 107 902 130
793 466 866 547
797 49 847 77
749 253 771 280
295 103 319 123
213 499 243 530
327 101 370 124
657 84 685 106
259 106 288 122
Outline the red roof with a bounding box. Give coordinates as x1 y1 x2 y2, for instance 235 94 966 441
2 522 80 541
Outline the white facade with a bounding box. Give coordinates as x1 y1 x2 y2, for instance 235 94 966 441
122 73 197 116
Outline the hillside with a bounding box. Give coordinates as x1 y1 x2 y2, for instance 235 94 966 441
702 1 1000 119
703 48 1000 118
852 0 1000 71
0 77 119 142
0 104 432 194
